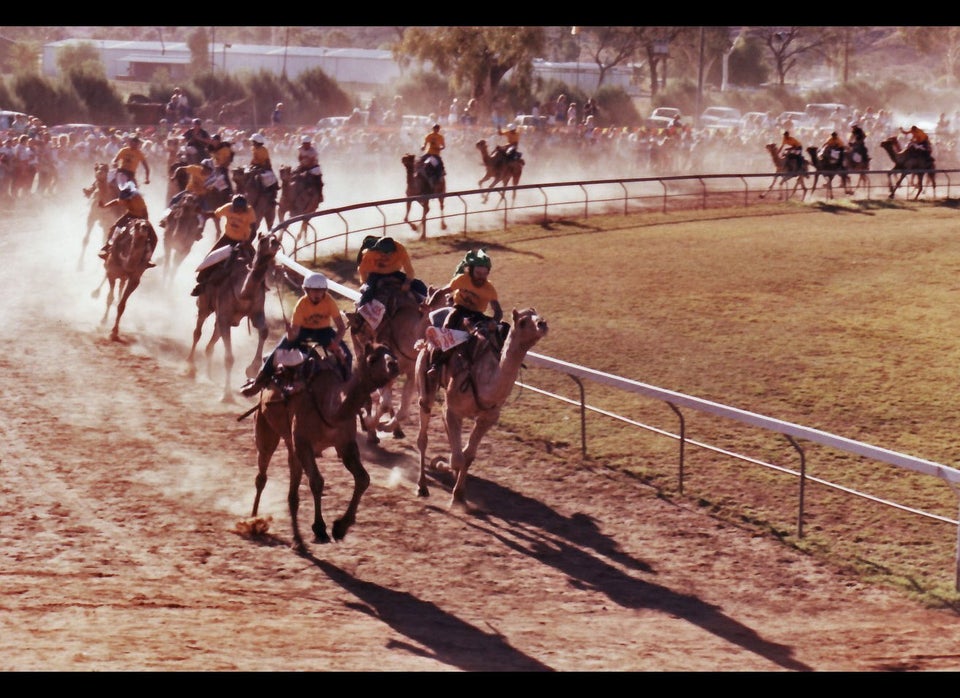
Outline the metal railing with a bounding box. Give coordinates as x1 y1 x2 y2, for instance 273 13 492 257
269 170 960 591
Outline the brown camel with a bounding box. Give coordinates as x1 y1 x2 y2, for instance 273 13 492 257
80 163 121 270
277 164 322 242
160 191 205 288
402 153 446 240
346 278 448 444
760 144 808 201
415 307 549 507
93 218 156 341
186 232 280 403
879 136 936 200
844 143 871 193
806 146 851 199
232 166 277 234
476 139 524 203
247 341 400 552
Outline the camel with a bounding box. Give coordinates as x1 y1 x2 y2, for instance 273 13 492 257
806 146 851 199
277 164 323 242
232 166 277 234
414 307 549 507
93 218 156 341
170 163 231 237
346 278 447 444
760 144 808 201
160 191 204 288
248 341 400 552
80 163 121 270
844 143 871 194
879 136 936 200
476 139 524 203
402 153 446 240
186 232 280 403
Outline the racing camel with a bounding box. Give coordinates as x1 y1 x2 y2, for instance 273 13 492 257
476 139 524 203
186 232 280 403
277 164 322 243
232 166 277 234
402 153 446 240
93 218 156 341
806 146 851 200
880 136 936 200
246 341 400 553
159 191 205 288
80 162 121 270
760 144 809 201
414 306 549 507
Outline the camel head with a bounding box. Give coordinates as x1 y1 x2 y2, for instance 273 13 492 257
505 307 549 355
401 153 416 171
94 162 109 181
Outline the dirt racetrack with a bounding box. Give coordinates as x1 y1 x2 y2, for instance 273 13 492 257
3 187 960 673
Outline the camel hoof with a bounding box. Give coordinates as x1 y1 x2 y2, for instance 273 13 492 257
314 523 331 544
417 484 430 498
332 519 350 541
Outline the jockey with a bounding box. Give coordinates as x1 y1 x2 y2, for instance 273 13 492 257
246 132 279 201
820 131 846 167
420 123 446 180
111 133 151 189
190 194 257 297
497 122 523 161
424 248 503 383
294 134 323 193
849 124 869 162
778 131 804 170
182 118 213 163
241 272 352 397
900 125 932 158
97 182 157 267
208 132 235 196
160 158 215 228
356 235 428 308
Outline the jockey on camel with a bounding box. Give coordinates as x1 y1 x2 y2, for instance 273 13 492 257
778 130 804 171
419 122 446 187
294 134 323 196
849 124 869 164
900 124 934 165
497 122 524 162
245 132 279 203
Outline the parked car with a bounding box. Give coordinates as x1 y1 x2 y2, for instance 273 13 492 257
775 111 813 132
515 114 549 131
804 103 851 129
700 106 742 130
740 111 772 132
650 106 682 123
644 115 675 132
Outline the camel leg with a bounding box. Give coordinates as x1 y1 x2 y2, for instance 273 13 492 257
101 277 116 326
293 433 328 547
438 197 447 230
287 435 313 552
404 201 417 231
332 440 369 542
246 316 270 381
443 407 469 506
111 276 141 341
251 407 280 517
186 306 212 379
415 350 436 498
419 200 429 241
217 320 236 404
759 175 781 199
454 411 499 506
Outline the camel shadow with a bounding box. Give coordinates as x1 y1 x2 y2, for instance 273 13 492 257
304 554 552 671
415 467 811 671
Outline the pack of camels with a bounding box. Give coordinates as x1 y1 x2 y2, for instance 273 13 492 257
760 134 935 202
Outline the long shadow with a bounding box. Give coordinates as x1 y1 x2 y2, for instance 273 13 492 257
419 468 812 671
304 553 553 672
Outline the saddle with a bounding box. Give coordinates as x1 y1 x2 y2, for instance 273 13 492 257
272 344 346 396
355 276 423 332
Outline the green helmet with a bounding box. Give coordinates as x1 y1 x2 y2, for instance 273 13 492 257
455 248 492 275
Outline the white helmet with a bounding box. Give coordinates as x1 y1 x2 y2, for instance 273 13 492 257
507 122 517 131
302 272 328 290
250 132 265 144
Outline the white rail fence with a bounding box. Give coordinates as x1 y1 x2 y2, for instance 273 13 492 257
272 172 960 591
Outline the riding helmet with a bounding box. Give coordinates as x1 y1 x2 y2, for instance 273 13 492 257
232 194 248 211
303 272 328 290
371 236 397 253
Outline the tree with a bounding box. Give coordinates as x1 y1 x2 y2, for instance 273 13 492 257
394 26 545 121
56 41 104 77
898 26 960 88
638 27 691 97
580 27 647 89
187 28 211 75
6 40 39 74
761 27 827 86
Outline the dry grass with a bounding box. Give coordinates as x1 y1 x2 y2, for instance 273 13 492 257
322 198 960 607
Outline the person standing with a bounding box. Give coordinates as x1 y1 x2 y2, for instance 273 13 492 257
271 102 284 127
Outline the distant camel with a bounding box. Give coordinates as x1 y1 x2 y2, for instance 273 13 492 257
476 139 524 203
806 146 851 199
844 142 871 193
160 191 205 288
760 144 808 201
232 166 277 234
186 232 280 403
277 164 322 242
879 136 936 200
80 162 122 271
402 153 446 240
93 218 156 341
